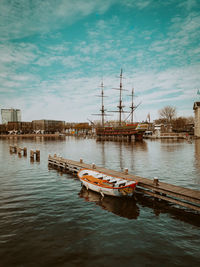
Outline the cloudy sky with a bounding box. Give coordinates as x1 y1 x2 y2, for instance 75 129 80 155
0 0 200 123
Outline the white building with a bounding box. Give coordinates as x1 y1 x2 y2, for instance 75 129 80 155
193 102 200 138
1 109 21 124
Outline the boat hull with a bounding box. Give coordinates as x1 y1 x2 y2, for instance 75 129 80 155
78 169 137 197
96 123 148 140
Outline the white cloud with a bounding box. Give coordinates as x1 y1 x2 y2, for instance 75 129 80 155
0 43 37 67
178 0 198 11
123 0 153 9
150 11 200 61
0 0 115 40
1 62 198 123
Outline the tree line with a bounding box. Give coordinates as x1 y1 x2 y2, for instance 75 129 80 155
155 105 194 132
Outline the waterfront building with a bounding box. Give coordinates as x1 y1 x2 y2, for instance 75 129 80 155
193 102 200 137
1 109 21 124
32 120 65 133
0 124 7 134
7 122 33 134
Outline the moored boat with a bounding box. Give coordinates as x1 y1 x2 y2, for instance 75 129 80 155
78 169 137 197
96 123 148 140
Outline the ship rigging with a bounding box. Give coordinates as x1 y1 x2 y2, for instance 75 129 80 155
94 69 140 126
93 69 148 141
92 80 110 127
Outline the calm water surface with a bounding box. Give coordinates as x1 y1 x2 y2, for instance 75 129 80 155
0 137 200 267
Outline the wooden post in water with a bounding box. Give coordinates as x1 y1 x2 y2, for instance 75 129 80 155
153 177 160 198
153 177 159 186
10 145 27 157
10 145 14 152
36 150 40 161
30 149 40 161
17 147 22 157
13 146 17 153
124 168 128 175
30 150 34 161
23 147 27 157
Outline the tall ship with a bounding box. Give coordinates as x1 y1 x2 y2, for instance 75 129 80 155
95 69 148 140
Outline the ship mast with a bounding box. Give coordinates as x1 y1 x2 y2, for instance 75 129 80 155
125 86 141 122
130 87 134 123
100 81 105 127
118 69 123 126
92 80 110 127
111 69 128 126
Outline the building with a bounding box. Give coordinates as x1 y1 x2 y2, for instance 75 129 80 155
32 120 65 133
193 102 200 137
7 121 33 134
1 109 21 124
0 124 7 134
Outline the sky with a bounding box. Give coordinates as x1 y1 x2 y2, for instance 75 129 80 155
0 0 200 123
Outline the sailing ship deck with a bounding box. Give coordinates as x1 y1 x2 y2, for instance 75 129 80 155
48 155 200 212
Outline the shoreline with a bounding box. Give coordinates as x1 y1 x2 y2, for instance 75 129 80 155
0 133 66 138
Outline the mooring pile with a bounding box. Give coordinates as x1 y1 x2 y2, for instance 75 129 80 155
9 145 40 161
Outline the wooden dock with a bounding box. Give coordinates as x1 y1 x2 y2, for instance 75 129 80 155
48 155 200 212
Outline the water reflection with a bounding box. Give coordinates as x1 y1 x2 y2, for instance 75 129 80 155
160 139 186 153
49 163 199 226
79 187 140 220
0 135 66 141
79 183 200 225
100 141 106 166
136 193 200 227
97 139 148 172
129 140 148 152
118 141 124 170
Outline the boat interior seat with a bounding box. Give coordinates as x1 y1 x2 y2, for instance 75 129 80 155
118 182 126 187
118 181 126 186
103 177 110 181
96 174 104 179
110 179 117 184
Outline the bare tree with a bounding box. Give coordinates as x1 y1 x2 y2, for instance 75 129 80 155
158 106 177 122
186 116 194 124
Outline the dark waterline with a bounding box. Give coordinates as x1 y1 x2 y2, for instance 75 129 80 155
0 137 200 266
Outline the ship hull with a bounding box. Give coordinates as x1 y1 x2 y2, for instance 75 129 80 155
96 123 147 140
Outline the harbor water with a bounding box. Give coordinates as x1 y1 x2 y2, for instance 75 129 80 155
0 137 200 266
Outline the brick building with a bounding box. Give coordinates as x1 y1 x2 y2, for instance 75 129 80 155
32 120 65 133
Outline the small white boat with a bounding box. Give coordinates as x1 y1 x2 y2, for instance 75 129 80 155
78 169 137 197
